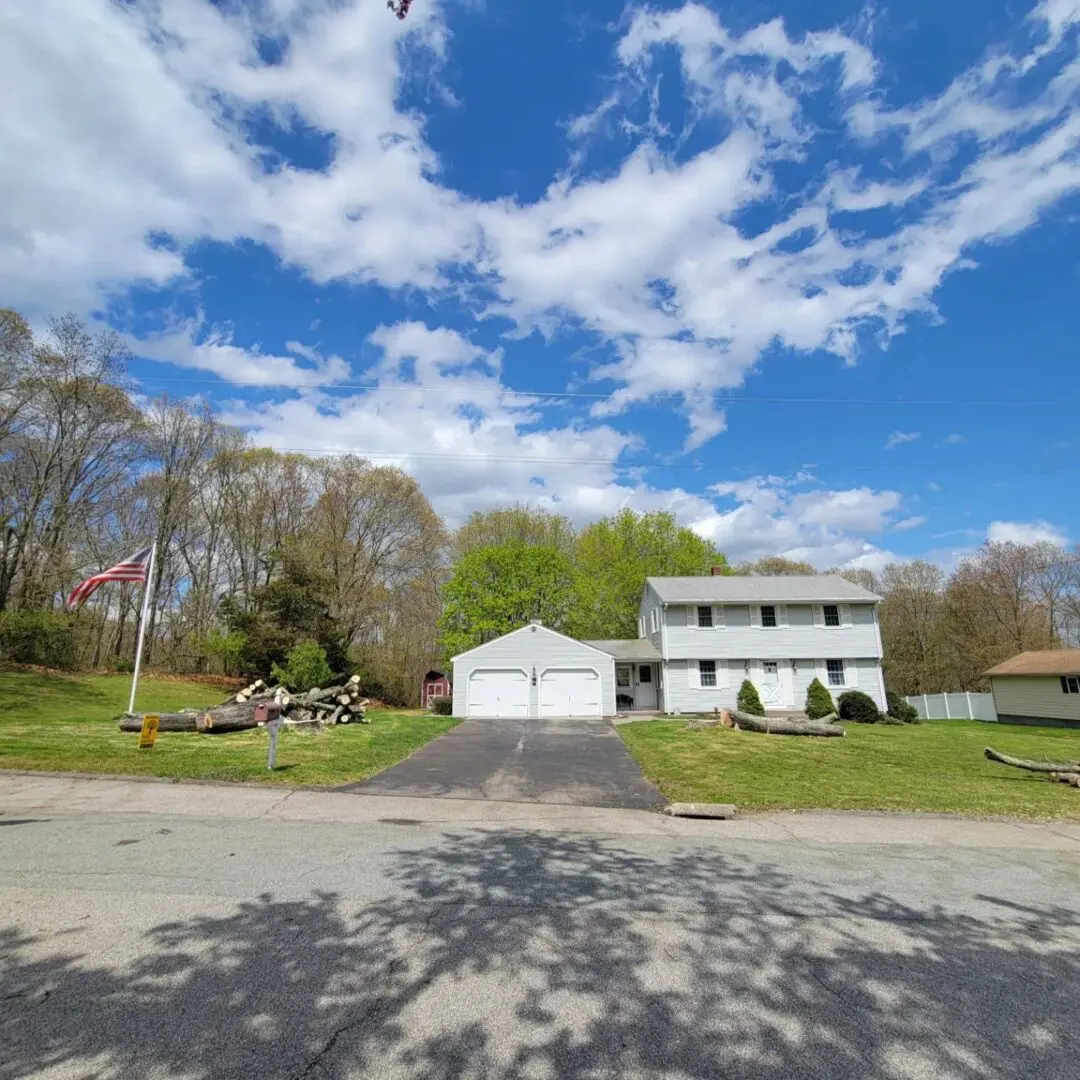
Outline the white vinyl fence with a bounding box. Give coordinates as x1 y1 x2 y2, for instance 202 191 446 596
905 693 998 722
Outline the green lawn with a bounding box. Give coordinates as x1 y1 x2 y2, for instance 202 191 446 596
0 669 458 785
619 718 1080 820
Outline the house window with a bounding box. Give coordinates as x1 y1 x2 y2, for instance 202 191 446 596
639 665 652 683
826 659 845 687
1062 676 1080 694
697 605 713 628
651 608 658 632
616 667 631 688
760 605 777 628
699 660 717 687
823 604 841 627
763 661 778 677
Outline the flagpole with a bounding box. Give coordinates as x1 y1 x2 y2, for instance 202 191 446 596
127 542 157 716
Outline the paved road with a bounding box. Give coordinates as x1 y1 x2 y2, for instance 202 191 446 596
2 778 1080 1080
339 716 667 810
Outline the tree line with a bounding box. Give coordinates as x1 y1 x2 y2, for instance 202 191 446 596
2 310 1077 702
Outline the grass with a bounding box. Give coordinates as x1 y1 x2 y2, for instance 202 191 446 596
0 669 459 786
619 718 1080 820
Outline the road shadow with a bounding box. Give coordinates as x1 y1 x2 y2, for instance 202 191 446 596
2 830 1079 1078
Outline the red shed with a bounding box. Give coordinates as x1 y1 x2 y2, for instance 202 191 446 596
421 670 452 708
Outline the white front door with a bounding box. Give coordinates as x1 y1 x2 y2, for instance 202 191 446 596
758 661 785 706
540 668 602 717
467 668 529 718
635 664 657 709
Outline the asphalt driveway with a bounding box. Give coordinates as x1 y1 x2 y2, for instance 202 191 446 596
339 716 666 810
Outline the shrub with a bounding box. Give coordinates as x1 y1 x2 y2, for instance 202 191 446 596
112 656 135 674
736 678 765 716
271 641 333 691
429 695 453 715
0 610 78 669
886 691 921 724
805 677 835 720
838 689 883 724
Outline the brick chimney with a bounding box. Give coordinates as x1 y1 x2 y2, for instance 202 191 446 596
710 566 726 576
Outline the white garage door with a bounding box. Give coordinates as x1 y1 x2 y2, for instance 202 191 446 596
467 668 529 718
539 668 601 717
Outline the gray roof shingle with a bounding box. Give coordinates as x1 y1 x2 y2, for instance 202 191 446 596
646 574 880 604
584 639 662 661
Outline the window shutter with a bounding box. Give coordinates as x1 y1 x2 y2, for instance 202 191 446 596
717 660 729 688
778 604 789 628
847 662 859 689
841 604 852 627
813 604 825 628
714 605 726 629
686 605 697 628
750 605 762 628
638 617 645 638
690 661 700 688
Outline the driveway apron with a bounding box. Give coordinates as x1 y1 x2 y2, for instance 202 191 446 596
338 716 666 810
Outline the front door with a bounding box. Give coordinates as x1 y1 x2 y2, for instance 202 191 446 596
616 665 634 711
635 664 657 709
758 661 785 707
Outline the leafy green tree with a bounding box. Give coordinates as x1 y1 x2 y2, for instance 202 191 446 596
736 679 765 716
272 641 333 691
805 677 835 719
439 541 575 658
219 548 349 676
453 505 576 560
568 510 725 640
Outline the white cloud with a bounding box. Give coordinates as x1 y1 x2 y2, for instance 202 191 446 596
892 515 929 532
885 431 921 449
3 0 1079 453
131 318 351 387
941 433 966 445
986 520 1070 546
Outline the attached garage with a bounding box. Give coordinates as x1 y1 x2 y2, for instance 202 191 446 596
452 622 616 719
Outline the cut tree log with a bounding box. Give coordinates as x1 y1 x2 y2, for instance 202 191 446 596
195 703 262 733
731 710 845 736
119 711 201 733
984 747 1080 774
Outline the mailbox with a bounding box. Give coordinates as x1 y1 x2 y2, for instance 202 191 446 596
254 701 282 726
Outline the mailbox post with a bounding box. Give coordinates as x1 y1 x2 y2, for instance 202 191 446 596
255 702 283 770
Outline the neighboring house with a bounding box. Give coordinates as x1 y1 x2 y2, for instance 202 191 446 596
450 572 886 718
420 670 452 708
984 650 1080 729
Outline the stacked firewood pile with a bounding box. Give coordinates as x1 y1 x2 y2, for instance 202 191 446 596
119 676 369 734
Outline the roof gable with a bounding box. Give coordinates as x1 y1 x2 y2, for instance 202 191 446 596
450 622 615 662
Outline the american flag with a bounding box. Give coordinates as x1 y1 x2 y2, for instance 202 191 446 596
66 547 152 609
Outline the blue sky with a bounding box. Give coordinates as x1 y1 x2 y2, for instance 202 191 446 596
2 0 1079 568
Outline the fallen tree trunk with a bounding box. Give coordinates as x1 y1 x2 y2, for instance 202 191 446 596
731 710 845 737
119 711 201 733
984 747 1080 773
195 703 262 733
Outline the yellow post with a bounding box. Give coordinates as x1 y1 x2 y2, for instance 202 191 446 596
138 714 160 749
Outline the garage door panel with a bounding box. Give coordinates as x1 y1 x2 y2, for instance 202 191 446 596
467 669 529 718
540 668 601 717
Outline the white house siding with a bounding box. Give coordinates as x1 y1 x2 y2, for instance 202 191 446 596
990 676 1080 727
660 656 885 714
639 583 666 652
664 621 881 661
452 625 616 717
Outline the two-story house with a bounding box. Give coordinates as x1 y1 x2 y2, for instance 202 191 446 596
450 572 885 718
633 572 885 714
